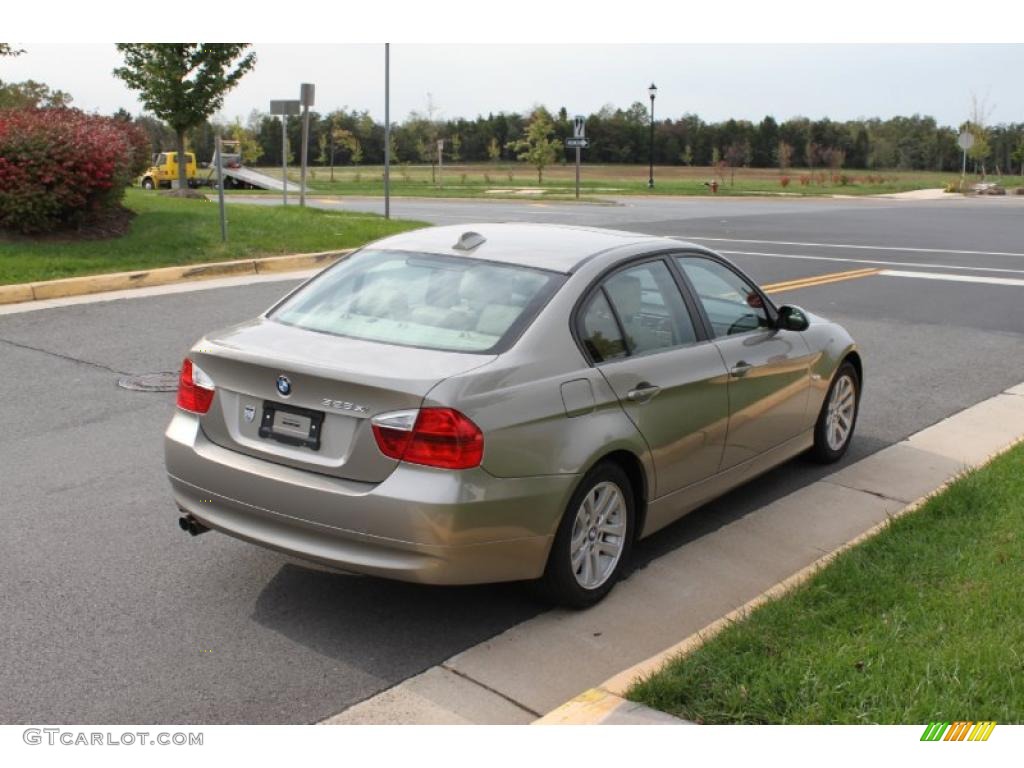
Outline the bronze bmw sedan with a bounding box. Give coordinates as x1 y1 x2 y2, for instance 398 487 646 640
165 224 861 607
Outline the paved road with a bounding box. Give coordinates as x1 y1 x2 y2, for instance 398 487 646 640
3 194 1023 723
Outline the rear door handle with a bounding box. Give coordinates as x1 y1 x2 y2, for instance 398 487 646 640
730 361 753 378
626 383 661 403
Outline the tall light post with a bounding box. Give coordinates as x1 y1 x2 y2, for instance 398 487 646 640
384 43 391 220
647 82 657 189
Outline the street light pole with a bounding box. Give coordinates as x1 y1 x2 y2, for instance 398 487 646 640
384 43 391 220
647 82 657 189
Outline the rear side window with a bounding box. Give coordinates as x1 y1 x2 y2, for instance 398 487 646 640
579 291 627 362
271 250 563 353
603 261 698 355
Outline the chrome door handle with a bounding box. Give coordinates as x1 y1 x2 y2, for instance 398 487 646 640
730 361 753 378
626 383 661 403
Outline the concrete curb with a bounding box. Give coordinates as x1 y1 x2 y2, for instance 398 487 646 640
0 249 351 306
535 387 1024 725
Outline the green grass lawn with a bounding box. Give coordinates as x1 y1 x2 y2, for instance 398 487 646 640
0 188 424 285
628 441 1024 724
245 163 1024 200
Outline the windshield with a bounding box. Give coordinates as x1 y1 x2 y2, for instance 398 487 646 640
270 250 564 353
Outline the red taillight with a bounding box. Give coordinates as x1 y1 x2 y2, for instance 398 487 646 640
372 408 483 470
176 358 215 414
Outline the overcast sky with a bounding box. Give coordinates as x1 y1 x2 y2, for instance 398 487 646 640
3 44 1021 126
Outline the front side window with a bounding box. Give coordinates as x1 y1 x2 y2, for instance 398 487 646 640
603 261 698 355
271 250 562 353
676 256 772 337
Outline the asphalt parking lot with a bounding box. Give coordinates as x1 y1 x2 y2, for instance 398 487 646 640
2 194 1023 723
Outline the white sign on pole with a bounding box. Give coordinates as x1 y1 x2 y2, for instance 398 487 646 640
573 115 586 139
958 131 975 151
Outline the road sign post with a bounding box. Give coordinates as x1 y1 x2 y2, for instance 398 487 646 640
270 99 301 205
215 136 227 242
958 130 975 193
299 84 315 207
437 139 445 189
568 116 587 199
573 115 589 199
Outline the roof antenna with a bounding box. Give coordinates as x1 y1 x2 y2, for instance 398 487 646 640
453 231 486 251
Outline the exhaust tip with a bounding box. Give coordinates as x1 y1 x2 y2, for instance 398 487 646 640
178 515 210 536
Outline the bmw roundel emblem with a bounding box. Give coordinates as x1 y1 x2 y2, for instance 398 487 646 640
276 375 292 397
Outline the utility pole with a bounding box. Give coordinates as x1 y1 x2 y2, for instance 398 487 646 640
384 43 391 220
299 83 315 207
215 136 227 242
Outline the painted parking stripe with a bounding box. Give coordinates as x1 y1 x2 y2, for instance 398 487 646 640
879 269 1024 287
716 249 1024 277
683 236 1024 259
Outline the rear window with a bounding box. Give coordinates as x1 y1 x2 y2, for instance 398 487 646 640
270 250 564 353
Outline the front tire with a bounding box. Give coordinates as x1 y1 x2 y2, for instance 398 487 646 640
141 177 155 190
808 361 860 463
536 462 634 609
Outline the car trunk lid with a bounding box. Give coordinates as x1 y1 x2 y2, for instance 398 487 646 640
191 318 494 483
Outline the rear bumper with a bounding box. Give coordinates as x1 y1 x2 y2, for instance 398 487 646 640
164 411 574 585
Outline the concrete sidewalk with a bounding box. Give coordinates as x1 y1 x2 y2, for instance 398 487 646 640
323 383 1024 725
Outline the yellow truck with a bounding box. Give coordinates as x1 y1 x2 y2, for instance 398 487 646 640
138 142 293 192
140 152 198 190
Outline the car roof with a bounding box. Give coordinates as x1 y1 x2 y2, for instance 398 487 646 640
368 223 679 273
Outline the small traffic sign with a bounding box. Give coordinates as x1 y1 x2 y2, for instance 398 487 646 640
573 115 586 139
958 131 975 151
270 99 301 116
565 137 589 149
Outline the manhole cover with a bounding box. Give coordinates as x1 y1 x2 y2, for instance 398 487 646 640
117 371 179 392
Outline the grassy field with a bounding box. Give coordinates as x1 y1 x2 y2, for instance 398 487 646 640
0 188 423 285
628 441 1024 724
246 163 1024 200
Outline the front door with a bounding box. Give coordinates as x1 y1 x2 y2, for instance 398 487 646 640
578 258 730 498
675 254 813 469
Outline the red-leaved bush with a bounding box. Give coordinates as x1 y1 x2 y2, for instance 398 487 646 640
0 108 151 234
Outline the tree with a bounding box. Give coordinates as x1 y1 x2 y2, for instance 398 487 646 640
0 79 72 109
509 109 561 183
0 43 24 57
966 93 994 177
230 118 263 164
113 44 256 190
724 142 745 186
778 141 793 171
1012 138 1024 176
486 137 501 162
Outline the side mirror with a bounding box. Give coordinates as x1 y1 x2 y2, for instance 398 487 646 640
777 305 810 332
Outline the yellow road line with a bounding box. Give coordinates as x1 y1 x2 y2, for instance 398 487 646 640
762 267 880 294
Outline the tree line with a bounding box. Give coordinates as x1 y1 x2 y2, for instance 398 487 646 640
130 103 1024 175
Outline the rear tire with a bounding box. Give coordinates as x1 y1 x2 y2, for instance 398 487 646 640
535 462 634 609
808 361 860 464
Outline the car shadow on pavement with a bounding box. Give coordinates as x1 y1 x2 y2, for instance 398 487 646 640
250 561 543 679
248 434 889 679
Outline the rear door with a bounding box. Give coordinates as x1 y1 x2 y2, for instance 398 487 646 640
675 254 813 469
579 257 730 498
